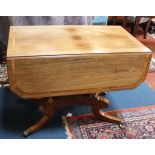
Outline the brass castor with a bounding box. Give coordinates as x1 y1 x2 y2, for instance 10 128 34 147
119 122 125 129
21 131 29 138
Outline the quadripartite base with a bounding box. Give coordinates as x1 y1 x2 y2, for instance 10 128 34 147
22 93 122 137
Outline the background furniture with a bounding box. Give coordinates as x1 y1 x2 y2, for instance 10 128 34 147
133 16 155 39
109 16 155 39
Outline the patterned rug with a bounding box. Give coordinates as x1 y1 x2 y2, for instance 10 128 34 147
63 105 155 139
0 63 8 87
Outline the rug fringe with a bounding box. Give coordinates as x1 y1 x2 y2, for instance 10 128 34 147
62 116 72 139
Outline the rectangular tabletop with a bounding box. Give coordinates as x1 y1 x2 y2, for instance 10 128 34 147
7 25 151 58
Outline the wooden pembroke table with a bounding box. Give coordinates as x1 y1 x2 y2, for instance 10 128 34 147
6 26 151 136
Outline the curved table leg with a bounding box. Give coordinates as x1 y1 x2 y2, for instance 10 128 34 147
22 98 55 137
22 93 122 137
92 93 122 124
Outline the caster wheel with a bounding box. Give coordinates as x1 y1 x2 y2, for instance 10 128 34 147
21 131 29 138
119 123 125 129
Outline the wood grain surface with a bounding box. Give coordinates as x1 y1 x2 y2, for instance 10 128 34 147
7 26 152 99
7 25 151 58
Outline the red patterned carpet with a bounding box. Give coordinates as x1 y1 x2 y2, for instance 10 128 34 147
63 105 155 139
